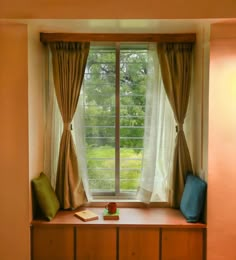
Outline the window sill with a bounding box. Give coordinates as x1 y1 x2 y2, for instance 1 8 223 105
84 200 169 208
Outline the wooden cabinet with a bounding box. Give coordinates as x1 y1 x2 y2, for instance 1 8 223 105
119 227 159 260
31 226 74 260
76 227 116 260
31 208 206 260
162 228 204 260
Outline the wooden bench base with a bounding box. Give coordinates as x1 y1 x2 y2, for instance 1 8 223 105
31 208 206 260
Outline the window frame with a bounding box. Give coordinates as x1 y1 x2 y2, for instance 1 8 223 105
83 43 148 199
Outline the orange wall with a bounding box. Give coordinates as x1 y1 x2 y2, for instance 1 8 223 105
28 24 45 221
0 0 236 19
0 24 30 260
207 22 236 260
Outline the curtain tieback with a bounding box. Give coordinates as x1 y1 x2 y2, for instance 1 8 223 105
64 123 72 131
176 124 183 132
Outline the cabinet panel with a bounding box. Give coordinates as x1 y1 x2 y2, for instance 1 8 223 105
76 227 116 260
32 226 74 260
119 227 160 260
162 228 204 260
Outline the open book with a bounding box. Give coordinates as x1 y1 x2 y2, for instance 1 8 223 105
74 209 99 222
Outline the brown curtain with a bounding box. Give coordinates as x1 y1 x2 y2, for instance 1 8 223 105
157 43 193 208
50 42 90 209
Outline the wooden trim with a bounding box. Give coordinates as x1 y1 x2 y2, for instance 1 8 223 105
40 33 196 43
115 43 120 195
74 226 77 260
30 225 34 260
159 228 162 260
116 227 119 260
203 228 207 260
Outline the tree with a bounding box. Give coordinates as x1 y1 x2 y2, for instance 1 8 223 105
83 46 148 150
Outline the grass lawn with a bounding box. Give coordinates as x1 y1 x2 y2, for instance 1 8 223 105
86 146 143 192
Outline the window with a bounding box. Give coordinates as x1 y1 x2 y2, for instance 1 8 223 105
81 43 148 199
44 35 193 205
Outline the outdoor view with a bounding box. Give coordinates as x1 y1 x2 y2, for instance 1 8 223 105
82 44 148 196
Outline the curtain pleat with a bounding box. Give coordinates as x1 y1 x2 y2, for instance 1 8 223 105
50 42 90 209
157 43 193 208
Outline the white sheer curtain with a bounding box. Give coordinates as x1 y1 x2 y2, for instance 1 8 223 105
44 48 91 200
73 91 92 201
137 45 176 203
43 49 62 189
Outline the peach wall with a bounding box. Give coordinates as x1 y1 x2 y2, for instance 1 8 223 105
0 24 30 260
207 22 236 260
28 24 45 221
188 25 210 177
0 0 236 19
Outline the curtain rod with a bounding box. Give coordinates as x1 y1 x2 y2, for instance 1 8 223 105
40 33 196 43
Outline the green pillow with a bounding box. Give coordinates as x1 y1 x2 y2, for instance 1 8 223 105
31 172 60 221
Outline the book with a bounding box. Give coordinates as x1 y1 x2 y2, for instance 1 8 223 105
103 208 120 220
74 209 99 222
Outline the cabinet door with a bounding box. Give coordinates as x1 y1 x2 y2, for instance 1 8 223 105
162 228 204 260
119 227 160 260
32 226 74 260
76 227 116 260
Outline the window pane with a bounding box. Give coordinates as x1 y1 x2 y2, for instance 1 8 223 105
82 44 148 197
120 47 147 193
83 47 116 193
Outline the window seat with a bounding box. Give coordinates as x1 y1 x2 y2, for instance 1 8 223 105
31 208 206 260
31 207 206 227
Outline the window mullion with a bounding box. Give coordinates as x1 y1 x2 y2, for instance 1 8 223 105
115 43 120 195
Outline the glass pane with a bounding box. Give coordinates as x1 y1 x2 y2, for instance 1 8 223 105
83 47 116 193
120 169 141 192
88 168 115 192
119 46 148 193
82 44 148 196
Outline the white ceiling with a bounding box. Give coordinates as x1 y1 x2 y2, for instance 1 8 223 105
1 19 227 33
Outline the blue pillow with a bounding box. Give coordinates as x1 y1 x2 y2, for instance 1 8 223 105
180 173 207 223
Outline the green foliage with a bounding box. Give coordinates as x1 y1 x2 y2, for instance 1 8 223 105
82 45 148 193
